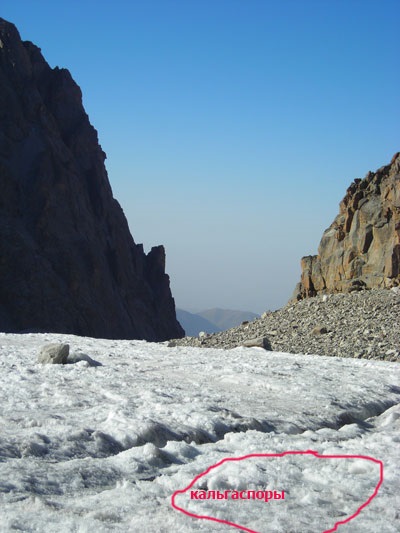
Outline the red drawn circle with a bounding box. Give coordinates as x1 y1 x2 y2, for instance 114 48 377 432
171 450 384 533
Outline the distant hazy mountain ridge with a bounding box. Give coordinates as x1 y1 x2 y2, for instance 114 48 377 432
197 308 260 331
176 309 222 336
177 308 259 336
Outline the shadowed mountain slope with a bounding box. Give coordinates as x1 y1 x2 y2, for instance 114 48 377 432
0 18 184 340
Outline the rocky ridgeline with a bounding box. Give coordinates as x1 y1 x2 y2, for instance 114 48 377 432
170 288 400 361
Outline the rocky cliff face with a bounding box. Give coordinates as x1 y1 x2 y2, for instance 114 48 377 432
293 153 400 300
0 18 184 340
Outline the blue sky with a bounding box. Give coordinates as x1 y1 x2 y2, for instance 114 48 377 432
2 0 399 313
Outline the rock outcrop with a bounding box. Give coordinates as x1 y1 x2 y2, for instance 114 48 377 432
0 18 184 340
293 153 400 300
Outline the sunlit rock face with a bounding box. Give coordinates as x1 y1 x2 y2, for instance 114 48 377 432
293 153 400 300
0 18 184 340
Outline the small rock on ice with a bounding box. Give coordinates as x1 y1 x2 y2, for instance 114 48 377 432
37 343 69 364
241 336 271 350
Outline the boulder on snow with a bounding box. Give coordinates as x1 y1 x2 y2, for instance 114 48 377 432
241 337 271 350
37 343 69 364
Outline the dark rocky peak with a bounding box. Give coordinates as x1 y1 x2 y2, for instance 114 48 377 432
0 17 184 340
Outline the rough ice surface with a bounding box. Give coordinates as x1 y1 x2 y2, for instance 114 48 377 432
0 333 399 532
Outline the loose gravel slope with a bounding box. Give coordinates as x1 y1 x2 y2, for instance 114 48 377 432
170 288 400 361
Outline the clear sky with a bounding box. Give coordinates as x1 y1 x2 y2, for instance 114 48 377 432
2 0 399 313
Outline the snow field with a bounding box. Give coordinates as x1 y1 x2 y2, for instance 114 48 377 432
0 332 399 532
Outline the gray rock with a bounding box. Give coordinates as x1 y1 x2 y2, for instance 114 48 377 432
311 326 328 335
242 337 271 350
167 340 178 348
37 344 69 364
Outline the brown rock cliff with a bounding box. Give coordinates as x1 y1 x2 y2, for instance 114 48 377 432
293 153 400 300
0 18 184 340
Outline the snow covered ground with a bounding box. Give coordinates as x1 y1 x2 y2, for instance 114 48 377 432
0 333 399 533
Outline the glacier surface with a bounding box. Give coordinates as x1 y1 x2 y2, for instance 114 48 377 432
0 333 399 532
